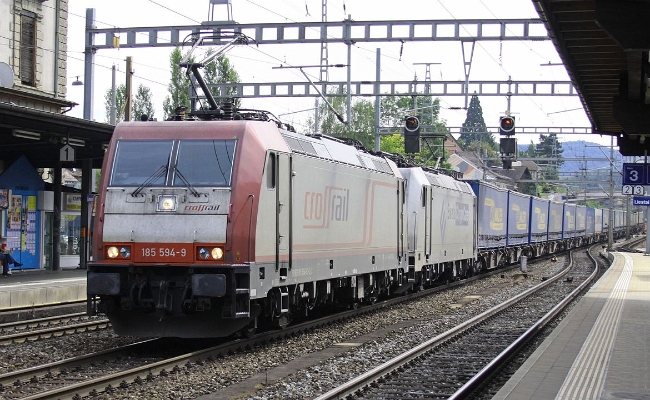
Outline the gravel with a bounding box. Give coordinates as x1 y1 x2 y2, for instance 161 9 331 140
0 257 568 399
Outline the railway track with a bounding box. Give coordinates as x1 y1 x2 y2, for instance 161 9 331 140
0 245 607 399
0 316 110 346
614 235 647 252
315 246 599 399
0 300 87 324
0 262 529 399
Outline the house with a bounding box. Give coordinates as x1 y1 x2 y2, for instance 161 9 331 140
447 147 540 194
0 0 73 113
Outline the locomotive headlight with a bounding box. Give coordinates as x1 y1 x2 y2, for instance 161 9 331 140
156 195 177 212
106 245 131 259
211 247 224 260
198 247 211 260
107 246 119 259
197 246 224 261
119 246 131 259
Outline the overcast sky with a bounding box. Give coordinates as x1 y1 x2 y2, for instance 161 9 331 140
64 0 615 149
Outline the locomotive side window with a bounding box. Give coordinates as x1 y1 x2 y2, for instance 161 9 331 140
110 141 174 186
173 140 236 187
266 153 276 189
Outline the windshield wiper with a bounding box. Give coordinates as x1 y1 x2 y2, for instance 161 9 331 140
174 168 201 197
131 165 168 196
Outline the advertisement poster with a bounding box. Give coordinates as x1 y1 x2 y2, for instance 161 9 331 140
7 195 22 250
26 196 36 254
0 189 8 209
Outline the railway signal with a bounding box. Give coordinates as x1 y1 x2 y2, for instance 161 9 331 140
404 116 420 154
499 115 516 169
499 116 515 135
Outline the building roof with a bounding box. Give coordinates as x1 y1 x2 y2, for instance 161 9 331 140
0 102 113 169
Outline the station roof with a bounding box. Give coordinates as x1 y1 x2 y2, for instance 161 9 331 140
0 102 113 169
533 0 650 156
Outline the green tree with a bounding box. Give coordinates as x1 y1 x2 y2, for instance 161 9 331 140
536 133 564 180
204 51 241 108
524 141 537 157
163 47 191 120
104 84 126 123
104 83 155 123
308 91 450 168
349 100 376 148
458 95 497 155
380 95 448 167
380 133 405 153
316 89 348 137
133 84 155 120
163 48 242 119
520 176 538 197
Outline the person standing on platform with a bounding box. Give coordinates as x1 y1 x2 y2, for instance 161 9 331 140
1 242 22 276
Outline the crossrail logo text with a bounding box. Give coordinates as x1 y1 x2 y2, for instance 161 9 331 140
303 186 350 228
184 204 220 212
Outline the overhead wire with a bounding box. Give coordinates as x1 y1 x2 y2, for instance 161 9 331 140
12 2 296 120
147 0 201 24
46 1 581 131
437 0 579 127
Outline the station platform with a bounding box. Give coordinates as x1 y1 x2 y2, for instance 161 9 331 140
0 267 87 311
494 250 650 400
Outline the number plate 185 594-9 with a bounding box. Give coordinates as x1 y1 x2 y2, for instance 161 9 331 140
134 243 193 263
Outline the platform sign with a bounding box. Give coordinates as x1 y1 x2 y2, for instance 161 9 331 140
622 185 645 195
60 144 75 162
623 163 648 185
633 196 650 206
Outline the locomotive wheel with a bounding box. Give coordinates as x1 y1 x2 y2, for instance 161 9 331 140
274 314 291 329
241 318 257 338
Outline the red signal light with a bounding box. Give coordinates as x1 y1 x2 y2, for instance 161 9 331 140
405 116 420 132
499 116 515 134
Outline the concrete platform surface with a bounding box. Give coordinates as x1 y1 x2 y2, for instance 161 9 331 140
493 251 650 400
0 267 87 310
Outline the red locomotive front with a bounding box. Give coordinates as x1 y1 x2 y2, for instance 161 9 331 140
88 119 273 337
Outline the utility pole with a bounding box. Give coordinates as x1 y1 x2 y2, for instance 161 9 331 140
461 40 476 110
344 14 352 127
125 56 133 121
314 0 329 135
110 65 116 125
374 48 381 152
414 62 444 163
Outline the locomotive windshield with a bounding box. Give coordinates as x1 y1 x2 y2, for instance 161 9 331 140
110 141 173 186
173 140 236 187
109 139 236 187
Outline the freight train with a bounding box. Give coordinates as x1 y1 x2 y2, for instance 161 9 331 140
87 111 644 338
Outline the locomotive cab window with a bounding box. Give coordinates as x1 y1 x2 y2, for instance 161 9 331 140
174 140 236 187
266 153 276 189
110 141 174 186
109 140 236 187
